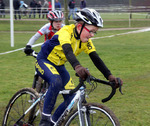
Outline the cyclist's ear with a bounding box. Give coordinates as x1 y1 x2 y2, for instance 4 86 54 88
77 23 82 30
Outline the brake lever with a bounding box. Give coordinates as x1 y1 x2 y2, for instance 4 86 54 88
119 83 123 95
117 78 123 95
86 76 92 85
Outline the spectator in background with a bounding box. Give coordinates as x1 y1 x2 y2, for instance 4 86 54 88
80 0 86 9
55 0 61 10
48 1 52 11
146 12 150 18
0 0 5 18
13 0 21 20
42 0 49 18
37 1 42 18
20 1 28 16
68 0 75 20
29 0 37 18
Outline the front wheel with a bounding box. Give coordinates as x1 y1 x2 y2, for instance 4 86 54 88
63 103 120 126
2 88 41 126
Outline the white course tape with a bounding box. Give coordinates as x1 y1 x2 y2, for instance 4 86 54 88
0 28 150 55
0 43 42 55
91 27 150 40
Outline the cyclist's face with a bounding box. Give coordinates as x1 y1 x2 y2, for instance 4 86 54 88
78 24 99 42
53 20 63 30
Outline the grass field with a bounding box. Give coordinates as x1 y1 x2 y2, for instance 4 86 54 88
0 15 150 125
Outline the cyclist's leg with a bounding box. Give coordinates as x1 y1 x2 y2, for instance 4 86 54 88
52 94 75 122
35 59 63 126
51 66 75 122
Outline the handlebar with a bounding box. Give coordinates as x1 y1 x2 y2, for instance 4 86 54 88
70 76 123 103
93 77 116 103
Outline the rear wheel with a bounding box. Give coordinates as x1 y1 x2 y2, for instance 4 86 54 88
2 88 41 126
63 103 120 126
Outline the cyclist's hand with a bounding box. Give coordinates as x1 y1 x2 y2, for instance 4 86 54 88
75 65 90 80
24 45 34 55
108 75 123 88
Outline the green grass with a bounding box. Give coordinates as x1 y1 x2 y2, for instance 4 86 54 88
0 19 150 125
0 20 47 31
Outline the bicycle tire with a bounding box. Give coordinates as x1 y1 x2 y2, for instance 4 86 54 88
2 88 42 126
32 74 39 89
63 103 120 126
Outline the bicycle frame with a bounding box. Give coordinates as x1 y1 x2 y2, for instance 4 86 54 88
55 85 89 126
77 86 90 126
76 86 92 126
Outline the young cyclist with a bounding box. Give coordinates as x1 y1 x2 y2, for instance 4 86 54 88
35 8 123 126
24 10 64 55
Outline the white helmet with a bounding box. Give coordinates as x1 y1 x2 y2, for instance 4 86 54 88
76 8 103 27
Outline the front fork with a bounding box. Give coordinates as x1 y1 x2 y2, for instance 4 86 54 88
77 88 91 126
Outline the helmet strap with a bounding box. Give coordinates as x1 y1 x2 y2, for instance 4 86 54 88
75 22 85 40
51 21 54 29
79 22 85 38
78 22 85 48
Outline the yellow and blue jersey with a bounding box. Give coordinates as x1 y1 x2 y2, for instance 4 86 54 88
37 24 96 66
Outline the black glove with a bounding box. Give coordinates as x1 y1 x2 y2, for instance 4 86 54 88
24 45 34 55
75 65 90 80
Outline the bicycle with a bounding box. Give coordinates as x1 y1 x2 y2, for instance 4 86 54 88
2 69 123 126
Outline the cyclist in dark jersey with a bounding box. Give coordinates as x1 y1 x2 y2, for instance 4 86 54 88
24 10 64 55
35 8 123 126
